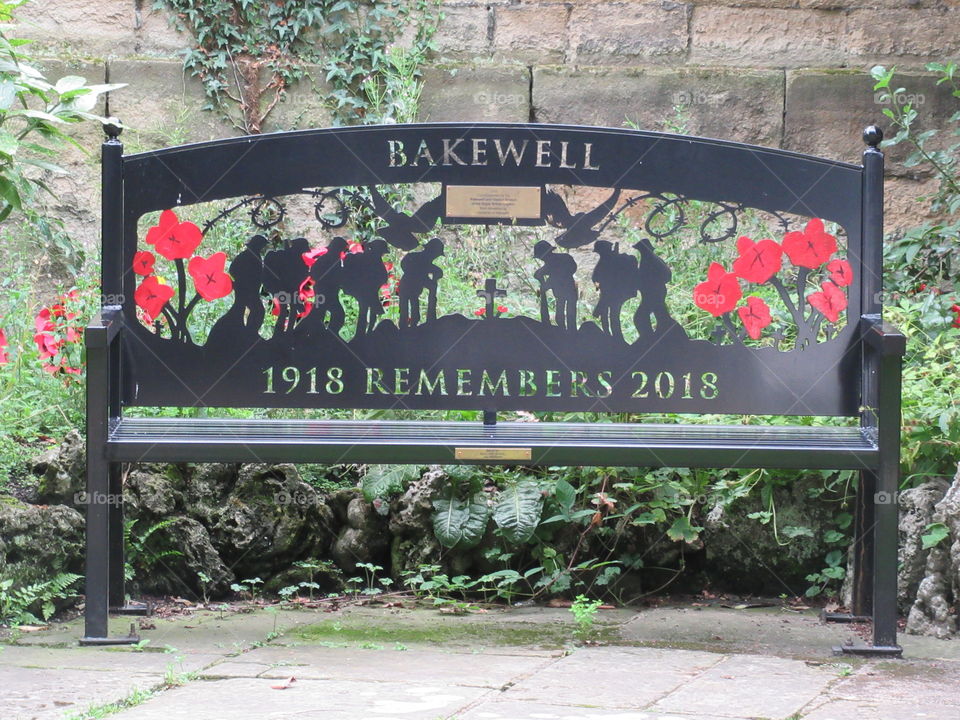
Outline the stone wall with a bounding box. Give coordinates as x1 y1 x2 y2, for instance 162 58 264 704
14 0 960 241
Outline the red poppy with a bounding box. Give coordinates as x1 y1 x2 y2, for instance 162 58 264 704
950 303 960 329
497 305 508 314
782 218 837 269
474 307 485 316
0 326 7 364
146 209 203 261
188 253 233 301
807 281 847 323
34 330 60 360
271 298 282 316
347 241 364 254
35 307 54 333
732 236 782 284
297 277 315 319
133 251 156 276
302 246 328 268
736 296 772 340
826 258 853 287
693 263 742 317
135 275 175 321
383 261 394 272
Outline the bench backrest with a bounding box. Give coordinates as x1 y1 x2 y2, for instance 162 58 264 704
104 123 880 418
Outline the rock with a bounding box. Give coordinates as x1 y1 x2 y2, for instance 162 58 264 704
0 496 84 590
387 467 446 577
135 516 234 598
898 479 951 611
332 494 389 574
907 466 960 637
33 430 85 507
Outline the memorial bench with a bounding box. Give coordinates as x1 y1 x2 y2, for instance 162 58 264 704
82 121 904 656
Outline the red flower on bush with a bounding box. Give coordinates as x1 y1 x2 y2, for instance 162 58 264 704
732 236 782 284
135 275 175 321
826 258 853 287
0 326 8 364
694 263 742 317
187 252 233 301
807 281 847 323
302 246 328 268
736 296 772 340
950 303 960 329
782 218 837 269
474 307 485 317
145 209 203 261
133 251 156 276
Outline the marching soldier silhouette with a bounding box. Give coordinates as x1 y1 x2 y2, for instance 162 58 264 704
632 238 677 339
398 237 444 327
591 240 640 342
306 236 348 335
341 239 390 336
207 234 268 345
263 236 310 336
533 240 578 331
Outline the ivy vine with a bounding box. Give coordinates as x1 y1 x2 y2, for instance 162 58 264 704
155 0 441 133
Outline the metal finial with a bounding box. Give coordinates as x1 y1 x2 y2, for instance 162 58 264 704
103 117 123 140
863 125 883 148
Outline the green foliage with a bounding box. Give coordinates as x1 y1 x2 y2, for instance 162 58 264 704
124 518 184 587
432 486 489 549
360 464 421 502
0 0 122 220
0 572 81 626
157 0 441 132
491 479 544 545
570 594 603 642
921 522 950 550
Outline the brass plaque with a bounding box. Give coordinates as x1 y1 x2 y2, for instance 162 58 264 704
455 447 533 461
446 185 541 221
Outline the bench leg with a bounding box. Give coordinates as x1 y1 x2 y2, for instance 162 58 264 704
824 469 875 624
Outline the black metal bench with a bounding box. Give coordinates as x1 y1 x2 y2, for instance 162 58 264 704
82 121 904 656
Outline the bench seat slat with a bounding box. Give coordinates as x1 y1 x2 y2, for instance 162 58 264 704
107 418 878 470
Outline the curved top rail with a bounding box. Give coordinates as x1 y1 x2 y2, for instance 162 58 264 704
122 123 863 227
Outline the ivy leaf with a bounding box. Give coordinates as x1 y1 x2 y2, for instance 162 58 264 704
492 479 543 545
921 522 950 550
782 525 815 539
360 464 419 502
667 516 703 544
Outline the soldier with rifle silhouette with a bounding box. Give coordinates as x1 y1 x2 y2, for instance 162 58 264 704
398 237 444 327
591 239 640 342
533 240 578 331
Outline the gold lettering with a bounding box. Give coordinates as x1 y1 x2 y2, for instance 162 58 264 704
558 141 576 169
394 367 410 395
583 142 600 170
536 140 552 168
365 367 391 394
519 369 537 397
471 138 488 166
442 138 467 166
456 368 473 395
415 368 447 396
493 139 528 166
479 369 509 396
410 139 435 167
387 140 406 168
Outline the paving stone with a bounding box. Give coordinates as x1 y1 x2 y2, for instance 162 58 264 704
460 702 736 720
108 677 488 720
0 645 220 675
802 699 960 720
651 653 834 718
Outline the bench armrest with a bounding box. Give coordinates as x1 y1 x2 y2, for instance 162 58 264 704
860 315 906 357
86 306 123 348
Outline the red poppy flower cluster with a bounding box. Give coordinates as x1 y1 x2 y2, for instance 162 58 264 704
474 305 509 317
380 261 398 309
693 218 851 340
136 210 233 322
34 289 84 378
950 303 960 329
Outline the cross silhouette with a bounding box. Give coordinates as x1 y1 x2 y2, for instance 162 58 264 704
476 278 506 319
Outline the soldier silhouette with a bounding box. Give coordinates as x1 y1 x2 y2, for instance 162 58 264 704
263 237 310 336
533 240 578 331
591 240 640 342
398 237 444 327
205 234 268 347
307 236 348 335
341 239 389 336
632 238 677 339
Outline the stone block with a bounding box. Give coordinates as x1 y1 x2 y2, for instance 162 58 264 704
420 66 530 122
533 67 784 147
431 5 492 60
569 2 689 66
784 70 958 170
14 0 188 59
846 8 960 66
493 5 569 64
690 7 846 67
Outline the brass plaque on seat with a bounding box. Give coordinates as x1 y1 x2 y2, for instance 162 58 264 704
446 185 541 221
455 447 532 461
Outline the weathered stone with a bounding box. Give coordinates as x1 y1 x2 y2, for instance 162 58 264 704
126 468 181 518
906 466 960 637
569 1 689 66
0 496 84 591
784 69 958 170
388 467 447 575
690 7 846 67
420 66 530 123
431 5 492 60
884 176 940 232
898 479 951 611
150 516 235 597
846 8 960 66
533 67 783 146
33 429 85 507
14 0 188 59
494 5 568 64
332 495 390 573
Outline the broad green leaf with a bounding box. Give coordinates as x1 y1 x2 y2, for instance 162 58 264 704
492 479 543 545
921 522 950 550
0 130 18 157
0 79 15 110
431 488 468 548
666 516 702 544
782 525 815 539
553 478 576 513
360 464 420 502
457 492 490 549
54 75 86 94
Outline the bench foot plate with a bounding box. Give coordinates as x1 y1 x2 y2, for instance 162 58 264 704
833 644 902 658
821 611 871 624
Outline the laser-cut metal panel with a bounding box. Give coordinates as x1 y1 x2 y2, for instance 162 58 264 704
116 124 864 415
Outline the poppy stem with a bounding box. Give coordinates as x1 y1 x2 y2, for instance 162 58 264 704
176 259 187 341
721 314 745 346
160 305 177 340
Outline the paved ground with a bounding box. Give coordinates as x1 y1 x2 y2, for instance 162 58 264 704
2 602 960 720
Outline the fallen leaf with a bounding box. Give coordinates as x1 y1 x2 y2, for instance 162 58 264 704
271 677 297 690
